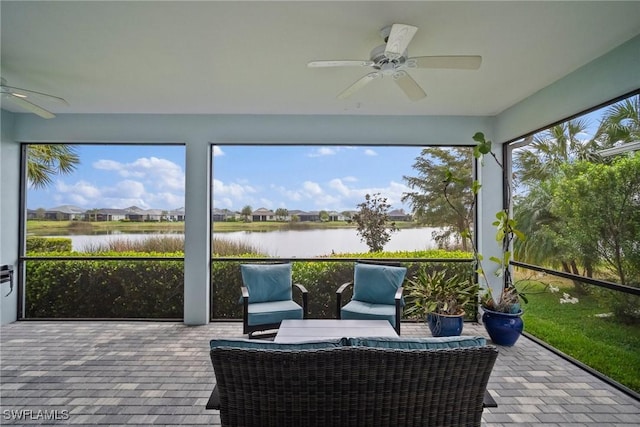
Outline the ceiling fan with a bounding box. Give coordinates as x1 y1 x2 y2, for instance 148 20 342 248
1 77 68 119
308 24 482 101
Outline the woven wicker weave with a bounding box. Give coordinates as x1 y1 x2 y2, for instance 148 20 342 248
210 345 498 427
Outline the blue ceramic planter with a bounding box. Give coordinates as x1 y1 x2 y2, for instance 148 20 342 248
426 312 464 337
482 308 524 346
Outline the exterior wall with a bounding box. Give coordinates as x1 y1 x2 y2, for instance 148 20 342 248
0 112 19 325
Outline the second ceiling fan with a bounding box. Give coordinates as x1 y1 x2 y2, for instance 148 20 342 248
308 24 481 101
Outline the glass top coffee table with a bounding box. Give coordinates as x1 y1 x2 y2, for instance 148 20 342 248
274 319 398 343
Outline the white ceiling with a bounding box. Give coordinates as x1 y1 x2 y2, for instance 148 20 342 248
2 1 640 117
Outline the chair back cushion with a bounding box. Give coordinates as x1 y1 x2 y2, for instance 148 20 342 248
241 263 292 303
210 337 348 351
348 336 487 349
352 263 406 305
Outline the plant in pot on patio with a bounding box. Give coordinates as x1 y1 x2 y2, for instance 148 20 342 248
405 266 479 337
444 132 528 346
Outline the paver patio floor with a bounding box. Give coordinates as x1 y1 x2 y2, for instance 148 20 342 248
1 321 638 426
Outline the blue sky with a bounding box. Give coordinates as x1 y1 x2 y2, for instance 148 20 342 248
27 145 186 211
27 144 424 212
213 145 423 212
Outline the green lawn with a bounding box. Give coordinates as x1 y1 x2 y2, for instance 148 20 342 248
520 280 640 392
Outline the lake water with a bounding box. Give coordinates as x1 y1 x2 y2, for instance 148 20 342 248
48 227 441 257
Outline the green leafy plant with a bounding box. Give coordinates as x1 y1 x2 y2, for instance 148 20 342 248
405 267 479 318
444 132 528 314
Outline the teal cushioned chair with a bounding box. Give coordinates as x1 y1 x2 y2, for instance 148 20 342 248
336 261 406 334
241 263 308 338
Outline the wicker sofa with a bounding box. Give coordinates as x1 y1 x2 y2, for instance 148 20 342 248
208 336 498 427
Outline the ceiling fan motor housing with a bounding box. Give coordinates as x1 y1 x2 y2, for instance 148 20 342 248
370 44 407 71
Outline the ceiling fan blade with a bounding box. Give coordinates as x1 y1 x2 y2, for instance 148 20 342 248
308 60 374 68
4 94 55 118
393 71 426 102
384 24 418 60
0 84 69 105
337 72 381 99
408 56 482 70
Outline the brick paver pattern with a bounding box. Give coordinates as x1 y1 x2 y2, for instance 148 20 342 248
1 321 638 426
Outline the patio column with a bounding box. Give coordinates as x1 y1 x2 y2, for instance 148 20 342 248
183 141 211 325
476 140 505 310
0 113 19 325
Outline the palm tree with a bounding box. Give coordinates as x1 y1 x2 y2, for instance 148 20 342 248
27 145 80 189
512 119 597 278
514 119 596 188
593 95 640 149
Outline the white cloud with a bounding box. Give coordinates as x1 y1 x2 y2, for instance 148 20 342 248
93 157 185 190
213 179 256 198
147 192 184 209
56 180 102 200
213 197 234 209
328 178 351 196
259 198 274 208
363 149 378 156
212 146 225 157
92 159 121 171
313 193 341 208
273 185 303 202
110 180 146 198
308 147 337 157
302 181 323 196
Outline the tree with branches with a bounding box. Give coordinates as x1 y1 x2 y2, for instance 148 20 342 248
352 193 398 253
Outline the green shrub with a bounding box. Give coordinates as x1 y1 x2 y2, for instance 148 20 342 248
25 246 474 320
25 252 183 318
26 237 72 252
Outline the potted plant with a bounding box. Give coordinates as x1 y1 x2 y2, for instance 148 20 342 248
405 266 479 337
443 132 527 346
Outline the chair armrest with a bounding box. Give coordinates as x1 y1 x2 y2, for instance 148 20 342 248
293 283 308 294
394 286 404 301
241 286 249 329
293 283 309 318
336 282 353 294
394 286 404 335
336 281 353 319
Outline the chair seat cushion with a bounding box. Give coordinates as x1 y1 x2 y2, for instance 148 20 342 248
241 263 292 303
353 263 406 304
340 300 396 325
248 300 303 326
